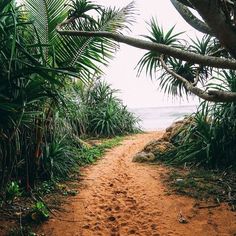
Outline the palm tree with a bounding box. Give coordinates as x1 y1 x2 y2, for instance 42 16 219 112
23 0 135 81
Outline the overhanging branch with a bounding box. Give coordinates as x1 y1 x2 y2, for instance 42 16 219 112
159 56 236 102
56 25 236 70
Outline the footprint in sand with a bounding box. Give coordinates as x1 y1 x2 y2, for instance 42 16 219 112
107 215 116 222
114 206 120 211
36 132 236 236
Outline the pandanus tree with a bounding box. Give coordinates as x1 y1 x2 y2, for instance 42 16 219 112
0 0 69 190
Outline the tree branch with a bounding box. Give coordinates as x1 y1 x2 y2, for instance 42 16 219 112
189 0 236 59
176 0 194 8
171 0 212 35
159 56 236 102
56 24 236 70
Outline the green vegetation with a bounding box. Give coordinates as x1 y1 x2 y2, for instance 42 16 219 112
0 136 123 235
160 96 236 168
0 0 138 195
74 80 140 137
1 0 236 233
77 136 124 165
30 201 49 222
58 1 236 169
120 6 236 204
0 6 137 234
135 21 236 169
165 168 236 210
5 182 21 203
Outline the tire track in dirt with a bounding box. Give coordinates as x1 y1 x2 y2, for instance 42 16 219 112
38 132 236 236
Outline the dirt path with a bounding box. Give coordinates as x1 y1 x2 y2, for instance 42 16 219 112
38 132 236 236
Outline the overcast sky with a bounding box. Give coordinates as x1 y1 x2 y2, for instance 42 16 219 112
97 0 201 108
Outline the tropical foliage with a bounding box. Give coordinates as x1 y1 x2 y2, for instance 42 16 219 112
0 0 138 191
161 70 236 168
136 21 221 98
136 18 184 79
0 0 69 190
58 0 236 101
23 0 135 80
134 20 236 169
47 0 236 169
73 79 140 137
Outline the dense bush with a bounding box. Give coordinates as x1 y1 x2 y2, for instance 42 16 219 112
0 0 67 190
0 0 136 190
161 71 236 169
73 80 141 137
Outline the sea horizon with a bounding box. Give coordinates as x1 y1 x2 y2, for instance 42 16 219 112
129 104 197 131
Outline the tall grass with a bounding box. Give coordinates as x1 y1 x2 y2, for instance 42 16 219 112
0 1 65 190
162 70 236 169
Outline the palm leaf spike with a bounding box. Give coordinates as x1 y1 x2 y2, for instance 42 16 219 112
188 35 218 83
66 0 102 20
136 18 184 78
189 34 215 56
144 18 184 46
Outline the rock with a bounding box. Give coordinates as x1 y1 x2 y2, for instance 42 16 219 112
164 117 193 142
176 178 184 183
161 131 171 142
133 117 193 163
166 120 183 133
164 121 184 141
143 140 174 156
132 151 155 163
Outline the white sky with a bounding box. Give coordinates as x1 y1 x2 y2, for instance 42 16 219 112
97 0 201 108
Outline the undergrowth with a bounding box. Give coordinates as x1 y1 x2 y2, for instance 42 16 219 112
164 168 236 210
1 136 123 236
77 136 124 165
160 97 236 169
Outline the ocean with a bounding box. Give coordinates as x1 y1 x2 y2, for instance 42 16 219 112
130 105 197 131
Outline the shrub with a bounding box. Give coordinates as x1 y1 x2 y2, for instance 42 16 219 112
73 80 141 137
162 99 236 169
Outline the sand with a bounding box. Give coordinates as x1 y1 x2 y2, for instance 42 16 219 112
38 132 236 236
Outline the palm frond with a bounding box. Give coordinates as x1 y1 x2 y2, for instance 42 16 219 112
24 0 136 81
136 18 184 78
58 1 136 77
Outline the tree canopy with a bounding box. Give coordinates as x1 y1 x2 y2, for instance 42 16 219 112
57 0 236 102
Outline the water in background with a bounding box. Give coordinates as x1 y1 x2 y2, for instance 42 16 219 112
130 105 197 131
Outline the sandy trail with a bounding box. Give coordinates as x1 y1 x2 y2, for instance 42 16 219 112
38 132 236 236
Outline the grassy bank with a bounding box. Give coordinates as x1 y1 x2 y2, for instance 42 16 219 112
161 166 236 211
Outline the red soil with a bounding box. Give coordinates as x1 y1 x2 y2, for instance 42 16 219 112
38 132 236 236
